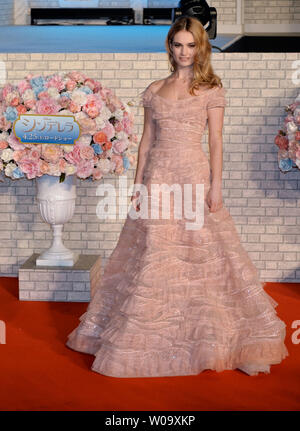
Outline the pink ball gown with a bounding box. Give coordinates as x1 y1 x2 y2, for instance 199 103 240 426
66 84 289 377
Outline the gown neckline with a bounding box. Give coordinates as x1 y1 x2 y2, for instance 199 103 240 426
151 85 217 104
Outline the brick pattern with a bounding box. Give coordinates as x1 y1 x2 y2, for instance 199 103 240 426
0 52 300 283
18 253 102 301
0 0 14 25
245 0 300 24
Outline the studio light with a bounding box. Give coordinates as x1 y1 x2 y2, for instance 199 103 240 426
174 0 217 39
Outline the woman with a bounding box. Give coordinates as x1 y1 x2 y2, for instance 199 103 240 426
66 16 289 377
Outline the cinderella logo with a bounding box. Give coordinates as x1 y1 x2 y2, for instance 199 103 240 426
13 114 81 145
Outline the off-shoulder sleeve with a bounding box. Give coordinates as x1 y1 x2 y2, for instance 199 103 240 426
207 86 227 109
139 85 153 108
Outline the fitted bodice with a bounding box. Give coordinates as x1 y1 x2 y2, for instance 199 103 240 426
140 84 227 145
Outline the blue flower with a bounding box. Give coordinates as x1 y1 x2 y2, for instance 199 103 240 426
32 86 46 97
30 76 46 88
61 91 71 98
4 106 18 122
123 156 130 170
92 143 103 155
80 86 93 95
279 158 292 172
12 167 24 179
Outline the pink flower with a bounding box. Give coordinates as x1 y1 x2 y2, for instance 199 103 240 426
107 102 116 113
84 94 102 111
58 158 67 172
87 107 99 118
48 163 61 176
64 145 81 165
67 71 86 83
288 140 300 161
76 159 94 179
46 75 65 92
93 80 102 93
101 121 115 140
7 133 25 150
84 78 97 91
0 140 8 150
76 134 91 146
284 114 294 125
18 158 40 179
27 146 41 160
274 134 289 150
12 149 26 162
2 84 14 99
16 104 27 114
36 97 61 115
0 116 11 131
17 80 32 95
100 87 113 99
38 159 49 174
38 91 50 99
80 145 94 160
42 144 63 163
24 99 36 109
77 116 97 135
69 101 81 113
113 139 128 154
92 167 103 180
59 96 71 109
289 102 300 112
66 80 77 91
8 95 20 107
121 115 133 134
114 120 123 133
295 131 300 140
111 154 123 171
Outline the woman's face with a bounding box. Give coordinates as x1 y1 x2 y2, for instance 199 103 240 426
170 30 196 68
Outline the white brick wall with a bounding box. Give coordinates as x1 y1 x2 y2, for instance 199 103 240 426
0 0 14 25
245 0 300 24
0 51 300 282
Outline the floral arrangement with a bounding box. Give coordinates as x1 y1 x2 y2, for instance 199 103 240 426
274 92 300 173
0 71 137 182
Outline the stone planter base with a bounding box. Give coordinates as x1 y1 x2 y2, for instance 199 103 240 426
18 253 102 302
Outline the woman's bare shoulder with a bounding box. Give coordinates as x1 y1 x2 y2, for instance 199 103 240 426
147 77 169 94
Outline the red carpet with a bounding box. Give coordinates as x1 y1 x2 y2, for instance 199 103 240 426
0 277 299 411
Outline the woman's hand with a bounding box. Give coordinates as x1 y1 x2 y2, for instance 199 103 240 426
130 190 141 212
206 184 223 213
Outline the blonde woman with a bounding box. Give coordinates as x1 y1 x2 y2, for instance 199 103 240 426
66 16 289 377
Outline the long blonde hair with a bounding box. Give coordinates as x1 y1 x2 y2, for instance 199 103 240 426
165 16 223 96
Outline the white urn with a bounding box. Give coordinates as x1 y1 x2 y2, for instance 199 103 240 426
35 174 79 267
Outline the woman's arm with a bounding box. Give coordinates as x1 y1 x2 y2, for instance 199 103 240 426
206 106 225 212
131 101 156 209
133 105 155 185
